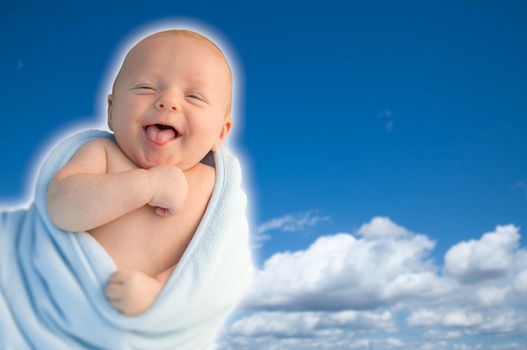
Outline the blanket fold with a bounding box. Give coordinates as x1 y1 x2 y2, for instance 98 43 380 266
0 129 254 349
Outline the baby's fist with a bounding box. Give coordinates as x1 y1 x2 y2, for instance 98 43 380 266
105 269 162 316
148 164 189 216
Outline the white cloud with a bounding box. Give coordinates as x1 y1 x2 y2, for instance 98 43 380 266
423 329 464 340
251 210 330 249
444 225 519 283
256 210 329 235
219 326 406 350
477 309 527 334
357 216 410 239
227 310 396 338
244 217 443 311
219 217 527 350
513 270 527 293
445 331 463 339
475 286 508 307
406 299 527 337
385 337 405 347
407 309 484 328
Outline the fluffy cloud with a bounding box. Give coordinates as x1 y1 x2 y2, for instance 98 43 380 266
243 217 445 311
408 307 527 338
358 216 411 239
407 309 484 327
218 334 406 350
444 225 520 283
227 310 395 338
218 217 527 350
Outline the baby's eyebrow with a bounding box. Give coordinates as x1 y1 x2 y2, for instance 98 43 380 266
185 76 214 89
187 85 216 101
189 82 212 92
128 76 156 85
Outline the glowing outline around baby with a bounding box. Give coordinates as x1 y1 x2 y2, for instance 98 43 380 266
0 17 262 265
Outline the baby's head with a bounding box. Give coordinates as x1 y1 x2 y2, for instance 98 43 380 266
107 29 233 171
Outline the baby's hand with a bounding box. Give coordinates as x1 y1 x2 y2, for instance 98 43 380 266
105 269 162 316
147 165 189 216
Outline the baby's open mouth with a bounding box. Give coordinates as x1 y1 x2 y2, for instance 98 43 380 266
144 123 180 145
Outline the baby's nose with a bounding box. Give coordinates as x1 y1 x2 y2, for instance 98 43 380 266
155 99 179 112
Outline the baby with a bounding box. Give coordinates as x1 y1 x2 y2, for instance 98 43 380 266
46 29 234 316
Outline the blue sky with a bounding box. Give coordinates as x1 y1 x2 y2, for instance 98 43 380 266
1 1 526 349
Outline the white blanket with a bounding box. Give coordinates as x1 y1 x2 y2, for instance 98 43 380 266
0 129 254 349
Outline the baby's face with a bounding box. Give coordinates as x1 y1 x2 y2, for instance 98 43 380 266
108 33 233 171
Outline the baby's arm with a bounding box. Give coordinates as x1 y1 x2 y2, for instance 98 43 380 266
46 139 151 232
46 139 187 232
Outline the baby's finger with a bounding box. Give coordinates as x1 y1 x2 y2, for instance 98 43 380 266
108 270 128 284
105 283 122 301
155 207 173 217
108 297 125 313
108 277 124 285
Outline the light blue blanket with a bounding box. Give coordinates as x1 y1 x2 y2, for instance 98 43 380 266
0 130 254 349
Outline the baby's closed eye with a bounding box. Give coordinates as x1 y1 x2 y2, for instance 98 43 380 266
132 84 157 94
185 92 209 105
187 94 204 101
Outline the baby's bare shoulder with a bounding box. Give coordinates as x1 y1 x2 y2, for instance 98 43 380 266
186 162 216 198
53 138 110 180
74 137 115 159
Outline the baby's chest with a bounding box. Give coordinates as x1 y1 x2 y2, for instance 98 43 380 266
89 142 216 276
89 201 206 276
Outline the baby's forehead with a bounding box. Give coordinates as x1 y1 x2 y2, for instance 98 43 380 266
134 34 225 65
124 35 230 80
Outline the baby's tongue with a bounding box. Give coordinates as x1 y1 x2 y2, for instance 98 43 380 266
145 125 176 145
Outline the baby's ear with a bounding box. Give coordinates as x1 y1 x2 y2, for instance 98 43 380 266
211 116 233 151
107 94 114 131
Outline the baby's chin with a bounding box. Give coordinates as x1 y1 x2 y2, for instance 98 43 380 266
137 155 202 172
